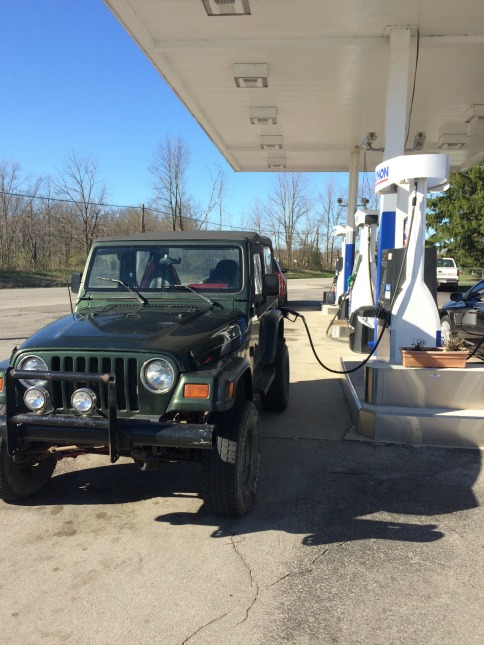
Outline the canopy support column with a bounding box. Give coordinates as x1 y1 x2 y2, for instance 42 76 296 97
343 147 360 292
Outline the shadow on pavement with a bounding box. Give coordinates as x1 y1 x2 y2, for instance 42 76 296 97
17 431 481 549
156 439 481 546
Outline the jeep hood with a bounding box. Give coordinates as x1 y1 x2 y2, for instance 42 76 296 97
17 305 248 367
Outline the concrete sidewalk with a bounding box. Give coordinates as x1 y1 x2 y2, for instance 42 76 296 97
263 303 355 442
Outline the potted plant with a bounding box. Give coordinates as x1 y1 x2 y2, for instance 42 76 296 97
400 337 468 368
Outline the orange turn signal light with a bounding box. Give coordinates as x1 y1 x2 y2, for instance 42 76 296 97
184 383 210 399
0 376 3 392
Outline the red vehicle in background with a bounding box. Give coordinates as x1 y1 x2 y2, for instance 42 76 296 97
274 259 288 306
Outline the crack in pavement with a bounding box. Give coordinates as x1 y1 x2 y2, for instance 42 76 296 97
230 535 260 627
267 542 349 589
181 612 229 645
180 534 263 642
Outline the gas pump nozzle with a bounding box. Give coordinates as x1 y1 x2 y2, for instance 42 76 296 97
279 306 300 322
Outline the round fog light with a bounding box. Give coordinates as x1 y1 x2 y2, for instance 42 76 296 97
24 386 49 412
71 388 97 414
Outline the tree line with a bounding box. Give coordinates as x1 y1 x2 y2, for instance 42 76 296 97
0 137 354 273
2 136 480 274
426 162 484 268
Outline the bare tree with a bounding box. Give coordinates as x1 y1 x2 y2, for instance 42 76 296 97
19 177 42 269
105 206 165 236
314 180 346 270
149 135 191 231
37 176 66 268
296 210 325 270
267 173 312 265
56 152 107 257
197 169 227 230
0 160 25 269
248 198 265 234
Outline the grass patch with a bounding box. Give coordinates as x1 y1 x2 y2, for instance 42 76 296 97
0 269 80 289
460 272 483 286
285 269 333 280
1 267 333 288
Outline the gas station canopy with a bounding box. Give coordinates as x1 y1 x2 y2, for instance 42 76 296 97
104 0 484 173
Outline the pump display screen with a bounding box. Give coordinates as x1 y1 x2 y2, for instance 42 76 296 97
378 249 406 310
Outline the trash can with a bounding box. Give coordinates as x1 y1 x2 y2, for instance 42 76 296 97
323 290 336 305
349 306 376 353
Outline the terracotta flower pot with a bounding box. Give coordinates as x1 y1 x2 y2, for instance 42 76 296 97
400 347 468 368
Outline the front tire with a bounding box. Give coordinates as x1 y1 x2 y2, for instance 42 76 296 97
0 439 56 502
201 400 260 518
260 339 290 412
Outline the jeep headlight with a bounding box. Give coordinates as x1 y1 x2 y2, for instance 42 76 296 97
18 355 48 387
141 358 175 393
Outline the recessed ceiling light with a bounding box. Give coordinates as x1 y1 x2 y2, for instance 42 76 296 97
267 156 287 169
260 135 283 150
250 107 277 125
234 63 268 88
437 134 467 149
202 0 251 16
465 104 484 124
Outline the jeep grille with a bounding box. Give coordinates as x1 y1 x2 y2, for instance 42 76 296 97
50 355 140 413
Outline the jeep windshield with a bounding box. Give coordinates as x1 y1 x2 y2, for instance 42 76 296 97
84 244 243 295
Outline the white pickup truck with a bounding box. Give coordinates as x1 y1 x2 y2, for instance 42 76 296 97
436 257 459 289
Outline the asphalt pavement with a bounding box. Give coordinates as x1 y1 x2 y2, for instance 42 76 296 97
0 281 482 645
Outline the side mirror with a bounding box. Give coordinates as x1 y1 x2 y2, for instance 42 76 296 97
263 273 280 296
450 292 464 303
71 272 82 294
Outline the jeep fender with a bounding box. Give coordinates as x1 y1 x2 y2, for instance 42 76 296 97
214 355 253 412
165 354 253 415
261 309 284 366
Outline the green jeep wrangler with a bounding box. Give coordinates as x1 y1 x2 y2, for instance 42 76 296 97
0 231 290 517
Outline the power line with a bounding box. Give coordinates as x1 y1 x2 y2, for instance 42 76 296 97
0 190 242 231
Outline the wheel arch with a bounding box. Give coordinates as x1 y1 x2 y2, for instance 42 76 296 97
214 355 254 411
262 309 284 365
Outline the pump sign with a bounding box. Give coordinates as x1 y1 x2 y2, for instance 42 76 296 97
375 165 389 188
374 154 450 195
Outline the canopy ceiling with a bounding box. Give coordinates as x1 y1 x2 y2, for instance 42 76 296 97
104 0 484 174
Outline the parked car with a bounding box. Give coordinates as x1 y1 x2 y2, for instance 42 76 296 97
436 257 459 290
274 259 288 306
440 279 484 356
0 231 290 517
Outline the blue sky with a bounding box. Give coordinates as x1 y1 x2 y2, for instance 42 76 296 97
1 0 348 228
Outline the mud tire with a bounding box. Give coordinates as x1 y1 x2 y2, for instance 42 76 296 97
0 439 56 502
201 400 260 518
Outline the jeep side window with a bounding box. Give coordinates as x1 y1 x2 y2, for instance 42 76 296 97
253 254 263 295
263 246 273 274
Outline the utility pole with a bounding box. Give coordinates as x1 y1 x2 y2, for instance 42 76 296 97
141 204 146 233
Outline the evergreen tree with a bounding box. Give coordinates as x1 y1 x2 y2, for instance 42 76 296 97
426 163 484 266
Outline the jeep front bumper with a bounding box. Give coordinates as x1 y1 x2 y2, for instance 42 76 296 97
0 368 214 463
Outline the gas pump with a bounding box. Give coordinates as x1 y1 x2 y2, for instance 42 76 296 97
374 154 450 363
348 210 378 352
350 209 378 313
332 225 347 303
